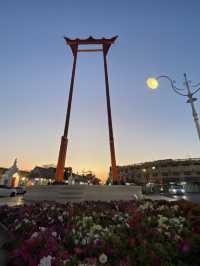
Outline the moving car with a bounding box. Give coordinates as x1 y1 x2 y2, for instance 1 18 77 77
168 185 185 195
0 185 17 197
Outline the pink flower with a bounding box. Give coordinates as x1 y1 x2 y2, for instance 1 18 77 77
47 238 57 253
179 240 190 253
86 257 97 264
74 247 83 255
60 250 70 260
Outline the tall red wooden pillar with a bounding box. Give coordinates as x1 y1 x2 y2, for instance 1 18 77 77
103 44 118 183
55 44 78 182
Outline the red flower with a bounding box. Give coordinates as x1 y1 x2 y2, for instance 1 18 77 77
179 240 190 253
25 238 39 248
128 238 136 247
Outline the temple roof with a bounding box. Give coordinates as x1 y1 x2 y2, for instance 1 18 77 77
64 36 118 45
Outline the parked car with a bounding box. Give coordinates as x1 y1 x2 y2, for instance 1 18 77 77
168 185 185 195
15 186 26 195
142 183 162 194
0 185 17 197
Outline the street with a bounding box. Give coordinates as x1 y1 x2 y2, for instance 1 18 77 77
169 193 200 203
0 192 200 207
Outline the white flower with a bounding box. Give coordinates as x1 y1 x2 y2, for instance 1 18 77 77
39 227 46 232
125 223 130 228
158 205 167 211
94 224 102 231
31 232 39 238
161 223 169 230
174 234 181 241
38 255 52 266
52 232 57 237
81 238 87 245
15 224 21 230
74 239 79 245
99 253 108 264
173 205 179 211
58 216 63 222
24 218 29 223
86 237 90 244
158 215 168 227
164 232 171 237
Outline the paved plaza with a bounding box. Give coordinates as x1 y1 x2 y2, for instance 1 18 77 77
1 185 200 207
24 185 143 203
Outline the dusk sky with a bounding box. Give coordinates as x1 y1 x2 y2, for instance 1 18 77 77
0 0 200 180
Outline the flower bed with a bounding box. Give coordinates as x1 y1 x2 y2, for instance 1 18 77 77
0 200 200 266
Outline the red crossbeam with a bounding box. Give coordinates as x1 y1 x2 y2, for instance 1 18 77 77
78 49 103 53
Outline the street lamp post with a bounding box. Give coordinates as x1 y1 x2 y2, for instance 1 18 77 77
142 168 148 184
147 73 200 141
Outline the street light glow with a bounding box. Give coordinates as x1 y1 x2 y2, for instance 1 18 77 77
146 78 159 90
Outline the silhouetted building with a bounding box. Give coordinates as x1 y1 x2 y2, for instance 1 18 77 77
114 158 200 188
29 166 72 180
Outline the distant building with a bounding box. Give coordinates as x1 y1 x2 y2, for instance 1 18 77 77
0 164 100 186
114 158 200 189
28 166 101 185
0 167 29 178
0 167 30 186
0 167 8 180
67 171 100 185
29 166 72 180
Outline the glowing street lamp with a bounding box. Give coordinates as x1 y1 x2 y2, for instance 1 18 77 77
146 73 200 141
146 78 159 90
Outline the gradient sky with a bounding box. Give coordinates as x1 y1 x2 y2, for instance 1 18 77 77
0 0 200 180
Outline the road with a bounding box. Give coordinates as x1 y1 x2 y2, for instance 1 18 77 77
169 193 200 203
0 193 200 207
144 193 200 203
